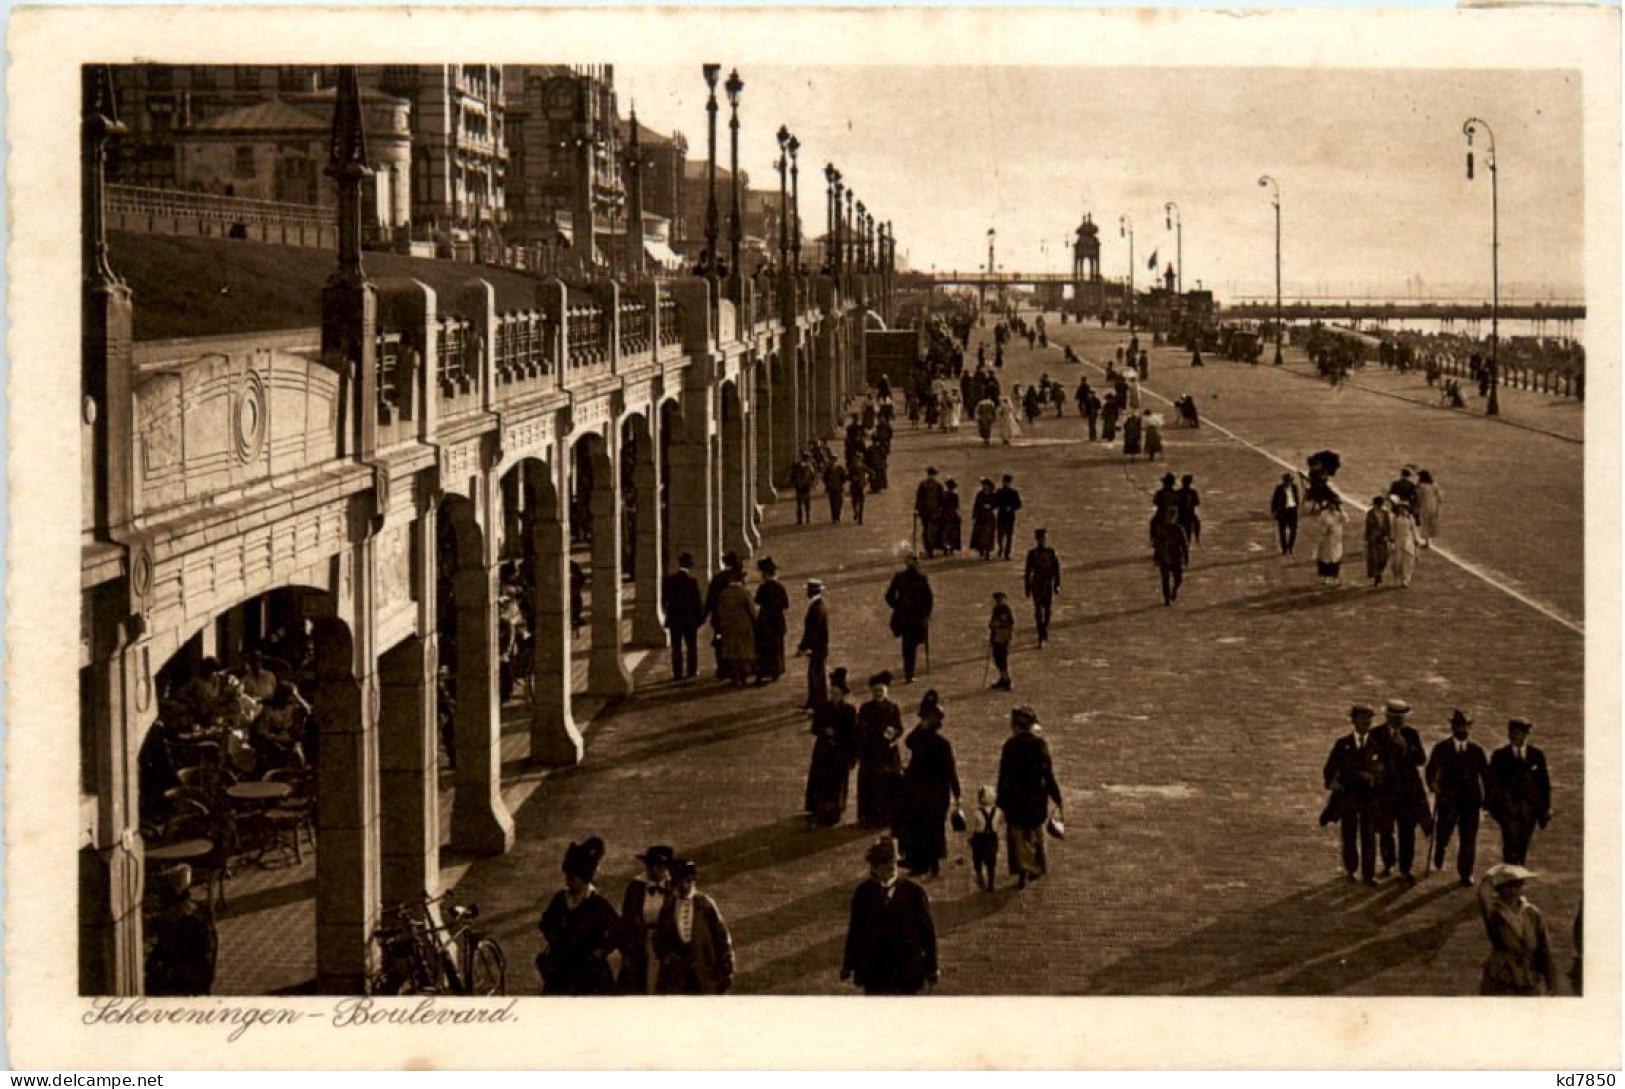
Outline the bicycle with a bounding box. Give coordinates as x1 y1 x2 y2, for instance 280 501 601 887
368 891 506 996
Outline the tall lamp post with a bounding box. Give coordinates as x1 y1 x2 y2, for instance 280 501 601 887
1463 117 1500 416
1257 175 1283 365
1164 201 1183 296
845 188 856 274
725 68 744 290
856 201 867 271
788 135 801 273
776 125 790 275
703 64 721 286
824 164 839 273
1118 214 1134 328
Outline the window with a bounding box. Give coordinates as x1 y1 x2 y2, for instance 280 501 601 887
234 146 256 179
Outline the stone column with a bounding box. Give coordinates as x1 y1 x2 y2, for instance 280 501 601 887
587 436 634 696
377 632 439 907
754 358 778 507
814 326 836 440
770 347 797 488
721 386 750 560
743 371 763 551
630 417 666 647
525 454 582 766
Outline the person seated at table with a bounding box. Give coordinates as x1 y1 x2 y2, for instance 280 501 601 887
254 682 310 770
176 659 225 725
214 674 260 776
238 650 279 702
144 865 218 996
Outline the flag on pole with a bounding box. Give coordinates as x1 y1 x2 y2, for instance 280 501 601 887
1147 249 1159 271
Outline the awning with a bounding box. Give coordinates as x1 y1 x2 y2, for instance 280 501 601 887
644 240 685 270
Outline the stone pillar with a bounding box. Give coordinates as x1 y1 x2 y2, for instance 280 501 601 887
630 416 666 647
721 385 750 560
377 632 439 907
743 370 763 551
525 454 582 766
313 605 380 995
446 489 515 856
587 436 634 696
754 358 778 505
814 325 836 440
770 348 797 488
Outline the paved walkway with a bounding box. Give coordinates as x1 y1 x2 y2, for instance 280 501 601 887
217 309 1585 996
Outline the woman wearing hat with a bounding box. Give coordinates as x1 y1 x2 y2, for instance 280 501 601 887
1364 496 1392 588
653 860 735 994
618 846 674 994
1310 492 1348 588
941 481 963 556
856 672 905 829
805 668 859 826
894 691 963 878
970 479 998 561
1387 500 1420 589
753 558 790 684
1477 864 1555 995
713 570 759 687
536 837 621 995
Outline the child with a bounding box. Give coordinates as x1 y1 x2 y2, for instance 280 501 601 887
969 786 1002 891
988 591 1015 690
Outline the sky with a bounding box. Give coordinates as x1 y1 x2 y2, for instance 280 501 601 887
617 65 1584 303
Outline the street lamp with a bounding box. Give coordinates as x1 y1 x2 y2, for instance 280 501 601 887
788 135 801 273
703 64 721 285
845 188 856 275
724 68 744 290
1118 214 1134 328
1257 175 1283 365
856 201 867 271
1164 201 1183 296
776 125 790 274
1463 117 1500 416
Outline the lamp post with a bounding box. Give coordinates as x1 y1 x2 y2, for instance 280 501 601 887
845 188 856 275
1164 201 1182 296
725 68 744 289
1463 117 1500 416
788 135 801 273
776 125 790 274
703 64 721 285
1118 214 1134 328
1257 175 1282 365
823 164 838 273
857 202 868 271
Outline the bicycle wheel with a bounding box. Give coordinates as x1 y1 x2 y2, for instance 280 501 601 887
468 937 506 996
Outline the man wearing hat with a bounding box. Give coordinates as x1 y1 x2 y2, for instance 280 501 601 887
914 466 946 558
753 557 790 684
653 859 735 994
848 455 873 526
1270 472 1301 555
841 837 939 995
1477 864 1554 995
856 672 905 829
996 706 1064 889
789 453 816 525
884 555 934 685
619 846 675 993
1377 698 1431 883
988 591 1015 690
824 457 849 523
994 475 1023 561
1322 704 1389 885
661 552 705 681
795 579 831 711
1023 529 1062 647
1487 718 1552 866
1426 710 1490 886
702 552 745 678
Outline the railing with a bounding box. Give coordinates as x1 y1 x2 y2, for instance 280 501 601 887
658 292 682 348
567 304 608 372
107 184 337 233
494 311 555 389
619 300 651 357
437 317 482 416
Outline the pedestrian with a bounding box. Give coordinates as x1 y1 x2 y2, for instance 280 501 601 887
856 672 905 829
1477 864 1554 995
996 395 1021 444
753 557 790 683
536 837 621 995
894 690 963 878
1427 709 1489 887
1312 495 1348 587
1100 392 1121 442
1415 469 1443 548
143 865 218 996
1271 472 1301 555
968 785 1002 891
994 474 1023 561
1388 500 1420 589
914 467 946 558
865 431 889 492
971 478 998 560
617 845 674 994
1487 718 1551 866
713 570 758 687
841 836 939 995
824 458 848 523
1191 344 1204 367
848 457 872 526
1122 408 1143 457
1050 381 1066 416
795 579 830 711
884 554 934 684
1377 698 1431 884
1022 384 1043 426
805 667 859 826
975 396 997 445
941 479 963 555
1151 504 1187 605
702 552 744 678
1364 496 1392 588
996 705 1064 890
1023 528 1061 646
1321 704 1388 886
1143 410 1164 461
1176 475 1201 547
1388 465 1419 509
988 591 1015 690
790 454 816 524
648 859 735 994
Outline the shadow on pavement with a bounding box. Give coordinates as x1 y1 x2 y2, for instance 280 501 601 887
689 815 872 886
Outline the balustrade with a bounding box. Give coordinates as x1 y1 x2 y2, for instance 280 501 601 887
658 293 682 348
494 310 555 388
619 300 651 357
567 304 608 372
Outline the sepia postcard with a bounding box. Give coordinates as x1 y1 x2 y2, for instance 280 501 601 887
5 3 1621 1070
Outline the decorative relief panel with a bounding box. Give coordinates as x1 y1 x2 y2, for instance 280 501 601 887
504 411 555 459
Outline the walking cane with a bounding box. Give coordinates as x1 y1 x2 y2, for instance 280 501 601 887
1424 794 1440 877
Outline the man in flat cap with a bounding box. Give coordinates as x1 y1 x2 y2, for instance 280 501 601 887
1378 698 1431 884
1023 528 1062 648
1427 709 1490 886
841 837 938 995
1322 704 1388 885
1487 718 1552 866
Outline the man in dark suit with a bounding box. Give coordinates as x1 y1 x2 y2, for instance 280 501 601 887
1270 472 1300 555
1426 709 1490 886
841 837 938 995
1378 698 1432 883
702 551 743 678
1487 717 1552 866
883 554 934 684
789 455 816 525
1023 528 1061 647
1322 704 1388 885
996 705 1064 889
824 460 848 523
849 458 872 526
795 579 829 711
994 474 1023 560
660 553 704 681
914 466 945 557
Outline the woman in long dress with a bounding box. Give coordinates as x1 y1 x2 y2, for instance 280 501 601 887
1364 496 1392 587
752 559 789 682
1477 865 1554 995
941 480 963 555
1122 410 1143 457
1414 469 1443 548
944 389 963 431
804 668 858 826
537 837 621 995
1312 497 1349 587
1101 394 1121 442
1143 411 1164 461
970 479 998 560
1388 501 1420 589
713 573 758 686
893 691 962 878
855 672 904 829
995 397 1021 445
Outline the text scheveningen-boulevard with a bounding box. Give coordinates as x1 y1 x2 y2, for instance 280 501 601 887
82 998 518 1042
